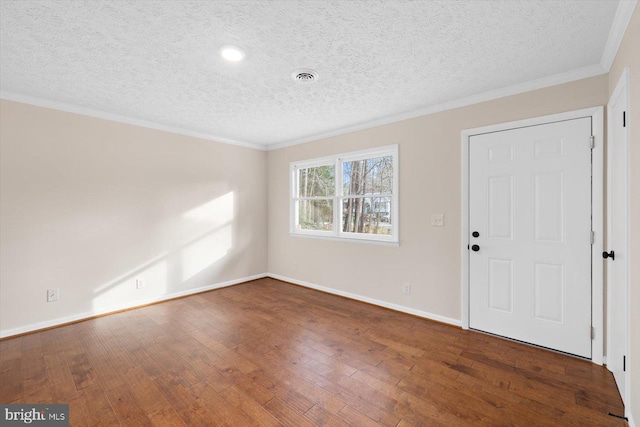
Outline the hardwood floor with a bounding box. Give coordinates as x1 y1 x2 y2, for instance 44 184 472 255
0 278 625 426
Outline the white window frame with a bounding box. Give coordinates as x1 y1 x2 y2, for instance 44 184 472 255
290 144 399 244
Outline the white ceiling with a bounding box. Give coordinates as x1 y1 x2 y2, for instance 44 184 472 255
0 1 630 149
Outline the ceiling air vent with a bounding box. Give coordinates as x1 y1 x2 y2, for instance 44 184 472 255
292 69 319 82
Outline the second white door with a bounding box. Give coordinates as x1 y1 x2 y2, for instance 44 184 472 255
469 117 592 358
607 71 629 404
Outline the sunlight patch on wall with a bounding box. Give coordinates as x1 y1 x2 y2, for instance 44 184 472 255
91 191 236 312
181 224 232 281
183 191 234 225
92 255 168 311
181 191 235 281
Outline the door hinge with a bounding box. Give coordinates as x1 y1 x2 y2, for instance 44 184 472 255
591 326 595 340
590 231 595 245
590 135 595 149
623 111 626 127
623 355 626 371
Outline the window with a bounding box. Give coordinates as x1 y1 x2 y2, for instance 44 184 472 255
291 145 398 243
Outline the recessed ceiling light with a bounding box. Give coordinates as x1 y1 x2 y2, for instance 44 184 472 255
220 45 245 62
292 69 319 82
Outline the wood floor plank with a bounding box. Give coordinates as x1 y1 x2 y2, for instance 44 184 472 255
65 393 90 427
0 278 625 426
79 385 120 426
145 341 203 387
396 370 519 426
43 352 78 402
152 374 213 426
168 341 232 392
248 367 317 414
405 360 563 425
219 385 282 427
20 333 43 357
393 390 476 427
21 354 52 403
0 336 22 363
454 367 570 422
68 353 99 391
83 350 126 392
356 360 407 385
336 404 383 427
121 366 175 417
187 381 256 426
287 361 401 426
304 403 350 427
148 406 187 426
190 330 259 374
264 397 317 427
105 383 153 426
0 357 23 403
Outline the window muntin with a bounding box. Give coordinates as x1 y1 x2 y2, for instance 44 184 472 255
291 145 398 243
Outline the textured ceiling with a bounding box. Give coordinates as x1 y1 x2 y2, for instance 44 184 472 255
0 1 621 148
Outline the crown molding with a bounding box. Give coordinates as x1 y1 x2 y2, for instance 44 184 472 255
1 59 611 153
0 91 267 151
601 0 638 71
267 63 607 150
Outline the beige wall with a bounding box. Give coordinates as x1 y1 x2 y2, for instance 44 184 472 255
268 74 608 323
608 4 639 423
0 100 267 336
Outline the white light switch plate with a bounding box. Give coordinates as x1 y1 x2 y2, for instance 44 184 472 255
47 288 60 302
431 214 444 227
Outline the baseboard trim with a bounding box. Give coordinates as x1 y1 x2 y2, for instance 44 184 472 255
2 272 462 338
0 273 268 339
628 410 636 427
267 273 461 327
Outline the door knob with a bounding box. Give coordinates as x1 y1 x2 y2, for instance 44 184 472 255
602 251 615 260
471 244 480 252
472 231 480 238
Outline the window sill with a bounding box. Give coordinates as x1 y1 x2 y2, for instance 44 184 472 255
289 232 399 247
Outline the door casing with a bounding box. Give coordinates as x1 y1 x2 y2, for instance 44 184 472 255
461 107 604 365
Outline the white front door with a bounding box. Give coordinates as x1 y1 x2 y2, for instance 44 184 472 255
469 117 592 358
607 71 629 404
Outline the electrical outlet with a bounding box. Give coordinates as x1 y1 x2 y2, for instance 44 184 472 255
136 278 145 289
47 288 60 302
431 214 444 227
292 262 298 271
403 283 411 295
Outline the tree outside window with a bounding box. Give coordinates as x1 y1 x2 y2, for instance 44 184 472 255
291 145 398 243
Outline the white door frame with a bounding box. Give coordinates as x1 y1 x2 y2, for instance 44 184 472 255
606 67 631 407
461 106 604 365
